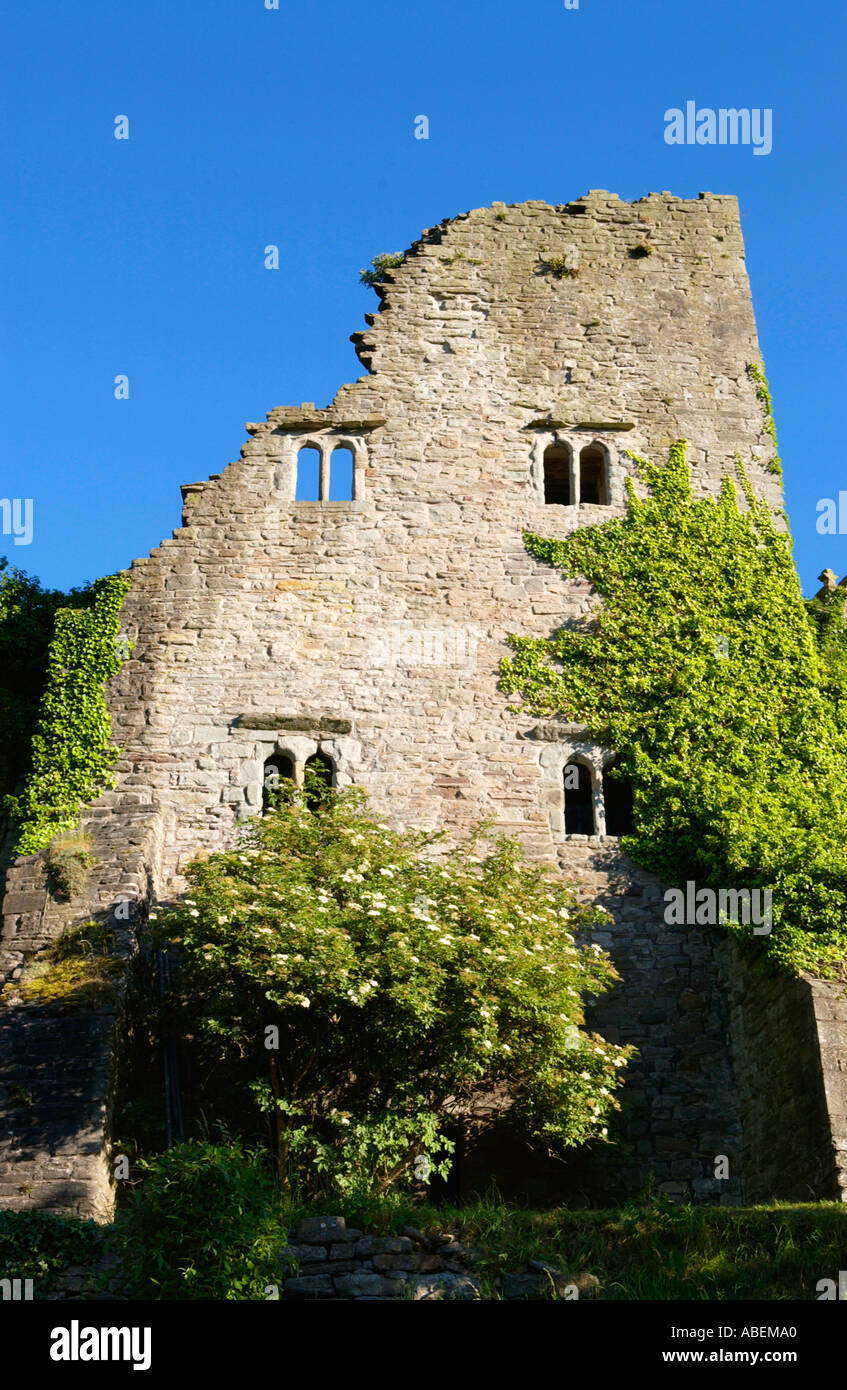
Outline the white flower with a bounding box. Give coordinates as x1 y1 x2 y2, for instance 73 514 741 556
379 868 394 878
299 996 310 1008
439 936 453 945
190 909 199 918
480 1009 491 1018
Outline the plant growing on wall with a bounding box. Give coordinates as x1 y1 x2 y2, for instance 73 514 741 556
747 361 782 477
7 574 132 856
359 252 405 288
153 784 632 1198
500 441 847 981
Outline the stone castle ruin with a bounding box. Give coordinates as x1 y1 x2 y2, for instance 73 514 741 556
2 191 846 1218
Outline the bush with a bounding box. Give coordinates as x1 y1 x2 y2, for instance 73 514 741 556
153 785 632 1198
359 252 405 287
113 1141 285 1299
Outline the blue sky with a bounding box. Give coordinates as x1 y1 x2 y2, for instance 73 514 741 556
1 0 844 595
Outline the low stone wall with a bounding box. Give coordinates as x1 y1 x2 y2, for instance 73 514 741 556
276 1215 598 1300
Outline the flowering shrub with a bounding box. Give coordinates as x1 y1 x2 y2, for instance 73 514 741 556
154 785 631 1197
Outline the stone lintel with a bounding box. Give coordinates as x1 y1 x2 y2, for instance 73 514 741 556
235 715 353 736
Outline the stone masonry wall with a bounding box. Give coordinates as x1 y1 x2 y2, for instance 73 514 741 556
727 946 847 1202
0 804 160 1219
4 190 842 1216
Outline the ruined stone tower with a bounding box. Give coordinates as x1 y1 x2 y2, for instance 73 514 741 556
3 191 846 1218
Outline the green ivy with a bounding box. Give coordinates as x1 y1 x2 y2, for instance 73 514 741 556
0 1210 102 1294
747 361 782 477
500 441 847 980
0 561 93 803
7 575 132 856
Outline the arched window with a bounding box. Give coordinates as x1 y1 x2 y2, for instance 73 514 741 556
579 445 608 505
329 446 354 501
602 763 634 836
295 446 321 501
543 445 572 505
304 751 335 811
564 760 595 835
263 754 294 812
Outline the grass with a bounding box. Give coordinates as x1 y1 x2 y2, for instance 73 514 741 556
290 1192 847 1300
4 1190 844 1300
46 830 95 899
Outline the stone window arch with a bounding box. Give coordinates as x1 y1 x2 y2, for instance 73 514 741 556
579 442 609 505
531 434 622 508
329 446 354 501
262 754 294 812
276 434 367 502
536 733 608 841
543 444 573 505
294 445 321 501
